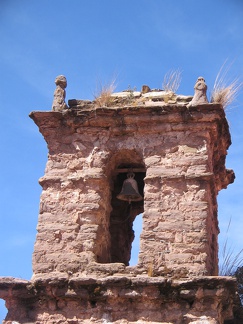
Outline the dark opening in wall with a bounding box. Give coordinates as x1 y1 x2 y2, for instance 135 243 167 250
109 164 145 265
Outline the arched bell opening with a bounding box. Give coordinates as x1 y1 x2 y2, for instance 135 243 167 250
109 163 145 265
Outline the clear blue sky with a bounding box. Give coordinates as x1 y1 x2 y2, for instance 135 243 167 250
0 0 243 319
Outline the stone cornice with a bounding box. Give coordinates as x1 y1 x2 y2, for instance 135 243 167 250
30 104 229 136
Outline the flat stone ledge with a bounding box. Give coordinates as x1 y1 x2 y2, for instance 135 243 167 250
1 276 242 323
0 275 238 299
30 103 224 120
29 104 229 138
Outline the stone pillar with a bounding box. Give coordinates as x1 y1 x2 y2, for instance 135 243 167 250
31 121 113 274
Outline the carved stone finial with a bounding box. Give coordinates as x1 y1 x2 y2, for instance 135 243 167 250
52 75 68 111
141 85 151 94
189 76 209 106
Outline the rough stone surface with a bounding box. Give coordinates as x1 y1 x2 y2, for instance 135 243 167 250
0 276 242 323
69 89 193 109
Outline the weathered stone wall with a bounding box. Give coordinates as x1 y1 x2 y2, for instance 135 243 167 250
29 103 234 278
0 276 241 324
35 154 112 273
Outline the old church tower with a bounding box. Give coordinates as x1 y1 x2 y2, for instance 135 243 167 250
0 75 241 323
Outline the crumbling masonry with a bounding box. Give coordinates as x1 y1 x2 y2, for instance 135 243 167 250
0 76 242 323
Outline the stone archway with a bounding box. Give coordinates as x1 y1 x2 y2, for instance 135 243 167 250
106 150 145 265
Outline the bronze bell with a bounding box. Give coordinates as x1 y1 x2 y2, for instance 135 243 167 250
117 172 143 203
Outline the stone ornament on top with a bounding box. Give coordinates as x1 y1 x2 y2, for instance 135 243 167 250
52 75 68 112
188 76 209 107
51 75 210 111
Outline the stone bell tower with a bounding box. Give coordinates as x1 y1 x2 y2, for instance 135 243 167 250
30 76 235 279
0 76 241 324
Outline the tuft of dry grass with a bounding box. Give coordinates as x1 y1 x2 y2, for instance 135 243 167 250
220 239 243 276
211 62 242 109
94 78 117 107
147 262 154 277
162 69 182 93
219 218 243 276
